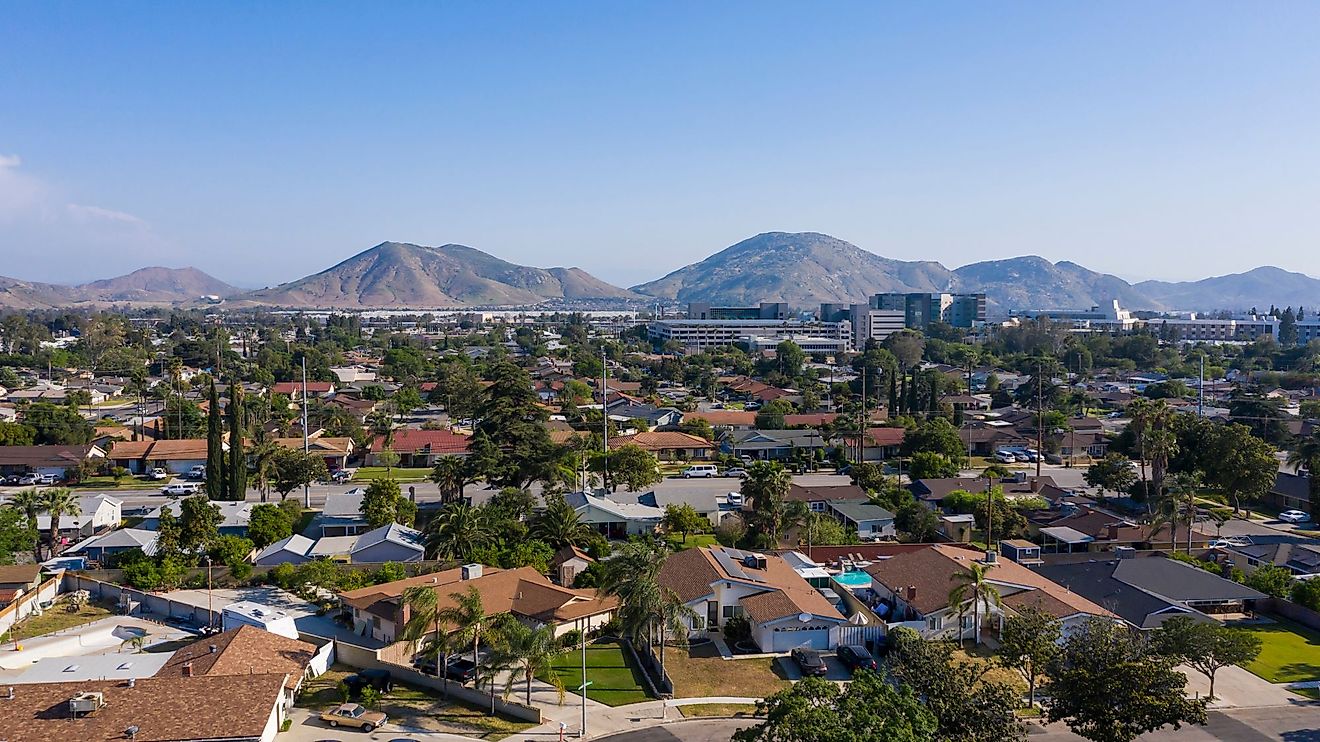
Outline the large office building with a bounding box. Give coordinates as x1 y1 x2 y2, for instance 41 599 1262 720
686 302 790 320
649 318 852 352
1012 299 1140 332
870 292 987 329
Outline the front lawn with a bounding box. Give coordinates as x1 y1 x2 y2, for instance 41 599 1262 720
678 703 760 718
8 597 116 641
353 466 432 482
68 476 159 490
1238 619 1320 684
298 665 531 740
539 640 650 707
665 533 720 551
664 642 790 699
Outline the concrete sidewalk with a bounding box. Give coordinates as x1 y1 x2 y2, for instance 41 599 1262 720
507 696 760 741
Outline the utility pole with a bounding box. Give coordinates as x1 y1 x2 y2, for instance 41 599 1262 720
859 364 866 465
1035 360 1043 478
601 348 608 492
302 357 310 509
1198 352 1205 418
579 628 588 738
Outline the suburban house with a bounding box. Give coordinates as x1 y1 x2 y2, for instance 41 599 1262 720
339 564 616 658
0 565 43 607
863 544 1115 642
318 491 372 537
611 431 715 461
658 545 849 651
786 483 870 512
1034 554 1267 629
33 494 122 544
565 491 663 539
909 474 1069 509
108 438 222 475
825 501 896 541
1055 429 1109 461
1264 472 1311 515
550 545 594 586
369 428 470 467
141 500 254 537
253 534 316 566
1213 538 1320 577
67 528 158 562
0 444 106 477
274 435 355 472
0 675 289 742
841 427 906 462
958 423 1032 456
157 625 321 709
1033 506 1216 552
605 400 683 430
723 429 830 461
271 380 335 400
308 523 425 564
681 410 757 431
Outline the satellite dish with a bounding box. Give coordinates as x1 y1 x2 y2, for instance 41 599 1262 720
797 612 812 623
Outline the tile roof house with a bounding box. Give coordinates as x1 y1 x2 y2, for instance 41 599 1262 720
369 428 470 467
158 625 319 704
273 435 355 471
863 544 1115 643
1034 555 1266 629
0 444 106 476
682 410 757 430
841 427 906 461
0 674 288 742
107 438 221 475
658 545 849 651
340 564 616 649
611 431 715 461
271 380 335 399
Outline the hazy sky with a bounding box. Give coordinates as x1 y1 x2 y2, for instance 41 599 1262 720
3 2 1320 288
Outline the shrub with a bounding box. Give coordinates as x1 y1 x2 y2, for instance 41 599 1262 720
723 615 752 643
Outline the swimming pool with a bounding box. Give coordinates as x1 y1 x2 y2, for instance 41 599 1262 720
832 570 872 588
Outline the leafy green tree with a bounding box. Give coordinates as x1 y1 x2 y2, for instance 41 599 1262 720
902 418 966 465
270 447 327 500
887 627 1024 742
754 399 795 429
247 503 294 548
206 382 227 500
0 421 36 446
733 673 936 742
678 416 714 441
662 503 708 544
429 455 475 504
1084 453 1137 496
741 461 806 548
0 507 37 565
1292 578 1320 612
529 494 592 549
209 534 255 580
179 494 222 554
6 489 44 560
1152 615 1262 699
436 586 493 708
154 504 184 561
1287 432 1320 517
1043 617 1207 742
1244 564 1294 598
997 606 1061 707
895 501 940 542
360 477 403 528
909 451 959 480
801 511 856 546
603 443 662 492
23 401 94 444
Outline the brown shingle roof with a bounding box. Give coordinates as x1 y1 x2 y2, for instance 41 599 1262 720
0 674 286 742
0 564 42 585
158 625 316 691
659 546 843 623
682 410 757 427
786 483 869 503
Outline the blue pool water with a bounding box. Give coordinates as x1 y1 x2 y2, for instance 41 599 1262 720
833 570 872 588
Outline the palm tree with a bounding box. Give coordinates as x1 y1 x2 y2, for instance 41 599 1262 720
948 562 1002 648
424 503 493 561
654 587 698 676
40 488 81 559
248 432 280 503
600 540 667 644
436 586 492 712
429 456 470 504
740 461 803 547
486 619 566 705
1126 398 1155 498
1150 472 1201 552
530 495 592 550
7 488 44 560
1287 432 1320 518
399 585 455 693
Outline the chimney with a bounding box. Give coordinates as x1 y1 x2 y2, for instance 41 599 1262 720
1106 524 1120 541
183 661 193 677
906 585 917 601
1029 477 1040 493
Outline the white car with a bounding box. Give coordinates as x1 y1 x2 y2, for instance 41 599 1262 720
681 465 718 478
161 482 201 496
1208 537 1252 548
149 468 170 481
1279 510 1311 523
993 451 1017 464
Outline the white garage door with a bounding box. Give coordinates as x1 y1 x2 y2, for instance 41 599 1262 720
770 628 831 652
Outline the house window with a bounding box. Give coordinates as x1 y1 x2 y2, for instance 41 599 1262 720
961 615 974 629
925 616 942 631
810 502 826 512
722 605 743 619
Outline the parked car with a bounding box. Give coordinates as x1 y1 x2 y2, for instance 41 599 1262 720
344 668 394 694
186 465 207 480
1280 510 1311 523
723 467 747 478
836 644 877 673
320 703 387 731
331 468 355 483
1013 451 1032 463
993 451 1017 464
411 656 477 683
149 468 170 480
161 482 201 496
1209 537 1252 548
790 647 828 677
681 464 718 478
17 473 41 485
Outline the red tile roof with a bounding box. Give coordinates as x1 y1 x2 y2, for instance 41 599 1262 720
372 428 471 454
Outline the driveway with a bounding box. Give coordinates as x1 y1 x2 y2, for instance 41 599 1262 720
773 653 852 682
284 708 475 742
1177 664 1308 708
594 719 755 742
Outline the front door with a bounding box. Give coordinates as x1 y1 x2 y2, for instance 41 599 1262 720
707 601 718 629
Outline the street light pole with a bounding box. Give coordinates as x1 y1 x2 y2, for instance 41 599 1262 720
580 628 587 738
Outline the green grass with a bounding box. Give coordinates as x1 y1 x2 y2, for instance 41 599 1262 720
1239 619 1320 684
353 466 431 482
539 640 650 707
68 476 161 490
665 533 720 551
8 597 116 641
678 703 760 718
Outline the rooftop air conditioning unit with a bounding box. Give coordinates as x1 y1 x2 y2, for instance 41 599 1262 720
69 691 104 715
461 563 483 580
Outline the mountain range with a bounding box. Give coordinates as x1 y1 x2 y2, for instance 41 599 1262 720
0 267 239 310
3 232 1320 313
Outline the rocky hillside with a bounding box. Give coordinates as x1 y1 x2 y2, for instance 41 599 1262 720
0 267 238 309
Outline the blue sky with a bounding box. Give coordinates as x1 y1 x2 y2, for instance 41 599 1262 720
3 1 1319 287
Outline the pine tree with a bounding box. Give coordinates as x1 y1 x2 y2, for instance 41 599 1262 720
206 381 227 500
227 381 247 501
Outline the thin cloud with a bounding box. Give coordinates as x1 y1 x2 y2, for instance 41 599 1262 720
67 202 150 228
0 153 20 169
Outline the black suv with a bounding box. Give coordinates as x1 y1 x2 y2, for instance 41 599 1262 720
343 668 393 695
412 656 478 684
836 644 877 673
790 647 828 677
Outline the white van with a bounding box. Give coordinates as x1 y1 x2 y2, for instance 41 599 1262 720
681 464 719 478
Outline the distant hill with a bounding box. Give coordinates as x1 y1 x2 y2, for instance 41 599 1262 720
1135 266 1320 312
0 267 238 309
631 232 953 305
236 241 638 308
951 256 1164 312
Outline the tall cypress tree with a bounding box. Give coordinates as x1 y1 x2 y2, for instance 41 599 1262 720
227 381 247 501
205 381 227 500
888 372 898 415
